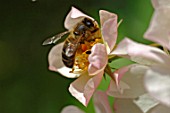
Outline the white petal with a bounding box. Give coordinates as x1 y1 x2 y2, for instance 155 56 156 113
152 0 170 8
64 7 94 30
61 105 85 113
56 67 80 78
114 94 159 113
114 98 143 113
99 10 118 52
133 94 159 113
144 65 170 107
93 91 113 113
69 72 103 106
107 79 130 97
149 104 170 113
48 43 80 78
107 64 148 98
111 38 169 65
144 6 170 50
88 43 107 75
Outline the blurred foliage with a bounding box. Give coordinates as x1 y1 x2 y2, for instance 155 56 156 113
0 0 153 113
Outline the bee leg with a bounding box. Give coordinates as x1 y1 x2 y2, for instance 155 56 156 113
69 68 75 73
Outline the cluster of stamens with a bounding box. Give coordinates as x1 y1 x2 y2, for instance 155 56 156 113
72 38 102 73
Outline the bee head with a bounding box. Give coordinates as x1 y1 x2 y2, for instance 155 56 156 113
73 18 97 36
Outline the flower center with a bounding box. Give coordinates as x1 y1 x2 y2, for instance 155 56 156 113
71 31 103 73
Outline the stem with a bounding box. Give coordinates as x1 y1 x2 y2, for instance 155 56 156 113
108 55 120 63
104 64 116 82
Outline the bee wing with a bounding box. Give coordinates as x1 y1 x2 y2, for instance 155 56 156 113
42 31 69 45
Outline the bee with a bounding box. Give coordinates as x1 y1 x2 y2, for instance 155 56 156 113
43 17 102 72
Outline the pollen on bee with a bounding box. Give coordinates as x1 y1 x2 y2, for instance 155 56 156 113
75 51 89 70
71 38 103 73
81 44 87 52
70 29 103 73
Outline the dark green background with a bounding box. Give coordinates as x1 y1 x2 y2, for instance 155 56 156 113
0 0 153 113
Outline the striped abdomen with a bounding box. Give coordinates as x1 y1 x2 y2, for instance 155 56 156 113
62 36 78 68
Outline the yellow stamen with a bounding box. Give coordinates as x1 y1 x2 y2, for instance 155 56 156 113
149 43 160 47
163 46 170 55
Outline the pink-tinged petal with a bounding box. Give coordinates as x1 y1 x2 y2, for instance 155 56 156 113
151 0 159 8
149 104 170 113
48 43 80 78
69 71 103 106
111 80 130 95
111 66 130 94
133 94 159 113
114 98 143 113
88 43 108 75
61 105 85 113
64 7 94 30
111 38 169 65
114 95 159 113
113 66 129 86
107 64 148 98
144 65 170 107
93 91 113 113
99 10 118 53
144 7 170 50
151 0 170 8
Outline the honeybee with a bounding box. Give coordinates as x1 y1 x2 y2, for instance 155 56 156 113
43 17 102 72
